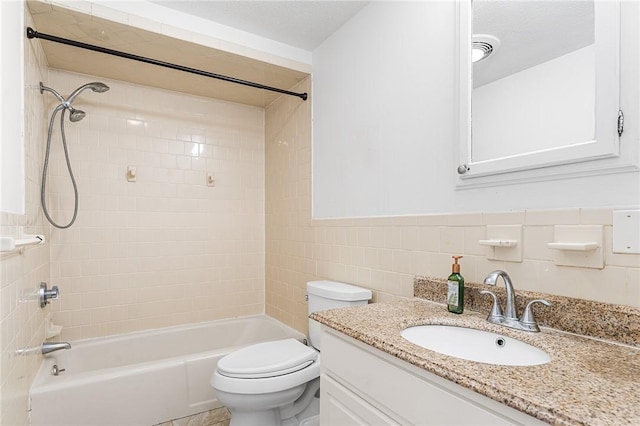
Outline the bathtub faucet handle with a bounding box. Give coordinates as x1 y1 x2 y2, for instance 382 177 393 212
39 282 60 308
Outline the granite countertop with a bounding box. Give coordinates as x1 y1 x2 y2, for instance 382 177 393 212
311 298 640 426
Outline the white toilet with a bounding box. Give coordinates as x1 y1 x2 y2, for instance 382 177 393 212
211 280 372 426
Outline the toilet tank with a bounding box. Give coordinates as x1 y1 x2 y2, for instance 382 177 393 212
307 280 372 350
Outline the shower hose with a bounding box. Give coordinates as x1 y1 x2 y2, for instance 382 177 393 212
41 104 79 229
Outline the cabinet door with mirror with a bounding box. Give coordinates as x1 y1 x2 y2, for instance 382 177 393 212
457 0 624 185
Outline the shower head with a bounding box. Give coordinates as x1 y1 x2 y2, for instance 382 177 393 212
66 82 110 104
68 106 86 122
40 81 108 123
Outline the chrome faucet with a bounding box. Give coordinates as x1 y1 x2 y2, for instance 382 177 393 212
483 270 518 320
480 270 551 332
41 342 71 355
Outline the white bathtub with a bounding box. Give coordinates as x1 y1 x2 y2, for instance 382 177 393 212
30 315 306 426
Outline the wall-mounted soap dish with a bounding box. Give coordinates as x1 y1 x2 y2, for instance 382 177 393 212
480 225 522 262
547 242 599 251
548 225 603 269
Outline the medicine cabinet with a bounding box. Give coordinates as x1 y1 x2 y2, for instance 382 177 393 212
457 0 626 187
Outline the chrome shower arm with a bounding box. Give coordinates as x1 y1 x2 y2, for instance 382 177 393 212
39 82 65 103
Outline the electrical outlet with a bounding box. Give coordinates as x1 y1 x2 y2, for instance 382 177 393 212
613 210 640 254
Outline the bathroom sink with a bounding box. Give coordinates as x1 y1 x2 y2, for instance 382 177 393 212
401 325 551 366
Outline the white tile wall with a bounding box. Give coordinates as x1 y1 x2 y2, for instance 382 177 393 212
265 78 640 336
0 9 50 425
45 70 266 340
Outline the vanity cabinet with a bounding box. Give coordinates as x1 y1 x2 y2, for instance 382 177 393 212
320 328 545 426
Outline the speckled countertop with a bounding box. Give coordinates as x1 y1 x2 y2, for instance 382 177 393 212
311 298 640 425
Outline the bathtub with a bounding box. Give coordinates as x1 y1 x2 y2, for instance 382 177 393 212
29 315 306 426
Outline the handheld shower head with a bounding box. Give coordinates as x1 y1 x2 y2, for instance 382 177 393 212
66 82 110 103
40 80 108 229
90 82 110 93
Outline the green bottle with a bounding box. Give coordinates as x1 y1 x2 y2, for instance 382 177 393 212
447 256 464 314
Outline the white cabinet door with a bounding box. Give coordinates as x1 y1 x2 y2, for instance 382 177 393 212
320 375 398 426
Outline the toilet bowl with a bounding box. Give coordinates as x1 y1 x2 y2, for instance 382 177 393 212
212 339 321 426
211 280 372 426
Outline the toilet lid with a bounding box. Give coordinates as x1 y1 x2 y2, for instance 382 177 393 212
217 338 318 379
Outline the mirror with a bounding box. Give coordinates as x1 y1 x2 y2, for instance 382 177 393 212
473 1 595 162
458 0 621 183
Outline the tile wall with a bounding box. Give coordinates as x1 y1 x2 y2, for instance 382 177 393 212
265 78 640 336
265 78 314 331
45 70 266 341
0 10 50 425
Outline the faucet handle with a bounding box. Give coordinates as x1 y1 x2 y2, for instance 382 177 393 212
39 282 60 308
479 290 504 321
519 299 552 326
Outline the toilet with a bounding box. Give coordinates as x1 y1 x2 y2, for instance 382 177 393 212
211 280 372 426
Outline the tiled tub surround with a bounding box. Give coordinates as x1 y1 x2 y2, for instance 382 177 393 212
0 8 51 426
311 299 640 425
45 70 266 340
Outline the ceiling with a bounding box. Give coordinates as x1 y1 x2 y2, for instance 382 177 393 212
473 0 594 87
149 1 369 51
26 1 367 107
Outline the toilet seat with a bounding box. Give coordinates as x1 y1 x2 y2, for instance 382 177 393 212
212 339 321 395
217 338 318 379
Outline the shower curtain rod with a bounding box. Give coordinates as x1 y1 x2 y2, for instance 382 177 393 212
26 27 308 101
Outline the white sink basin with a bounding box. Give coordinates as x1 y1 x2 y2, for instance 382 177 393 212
401 325 551 366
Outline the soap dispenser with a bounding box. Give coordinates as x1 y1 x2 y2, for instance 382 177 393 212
447 256 464 314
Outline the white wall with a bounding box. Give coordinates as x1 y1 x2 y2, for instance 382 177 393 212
313 1 456 218
473 45 595 162
312 1 640 218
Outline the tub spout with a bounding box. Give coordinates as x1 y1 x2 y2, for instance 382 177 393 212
42 342 71 355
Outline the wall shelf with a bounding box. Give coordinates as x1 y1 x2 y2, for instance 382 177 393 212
549 225 604 269
479 239 518 248
481 225 523 262
547 242 599 251
0 235 46 252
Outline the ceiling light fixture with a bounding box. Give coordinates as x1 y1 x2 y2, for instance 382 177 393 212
472 34 500 63
472 42 493 62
